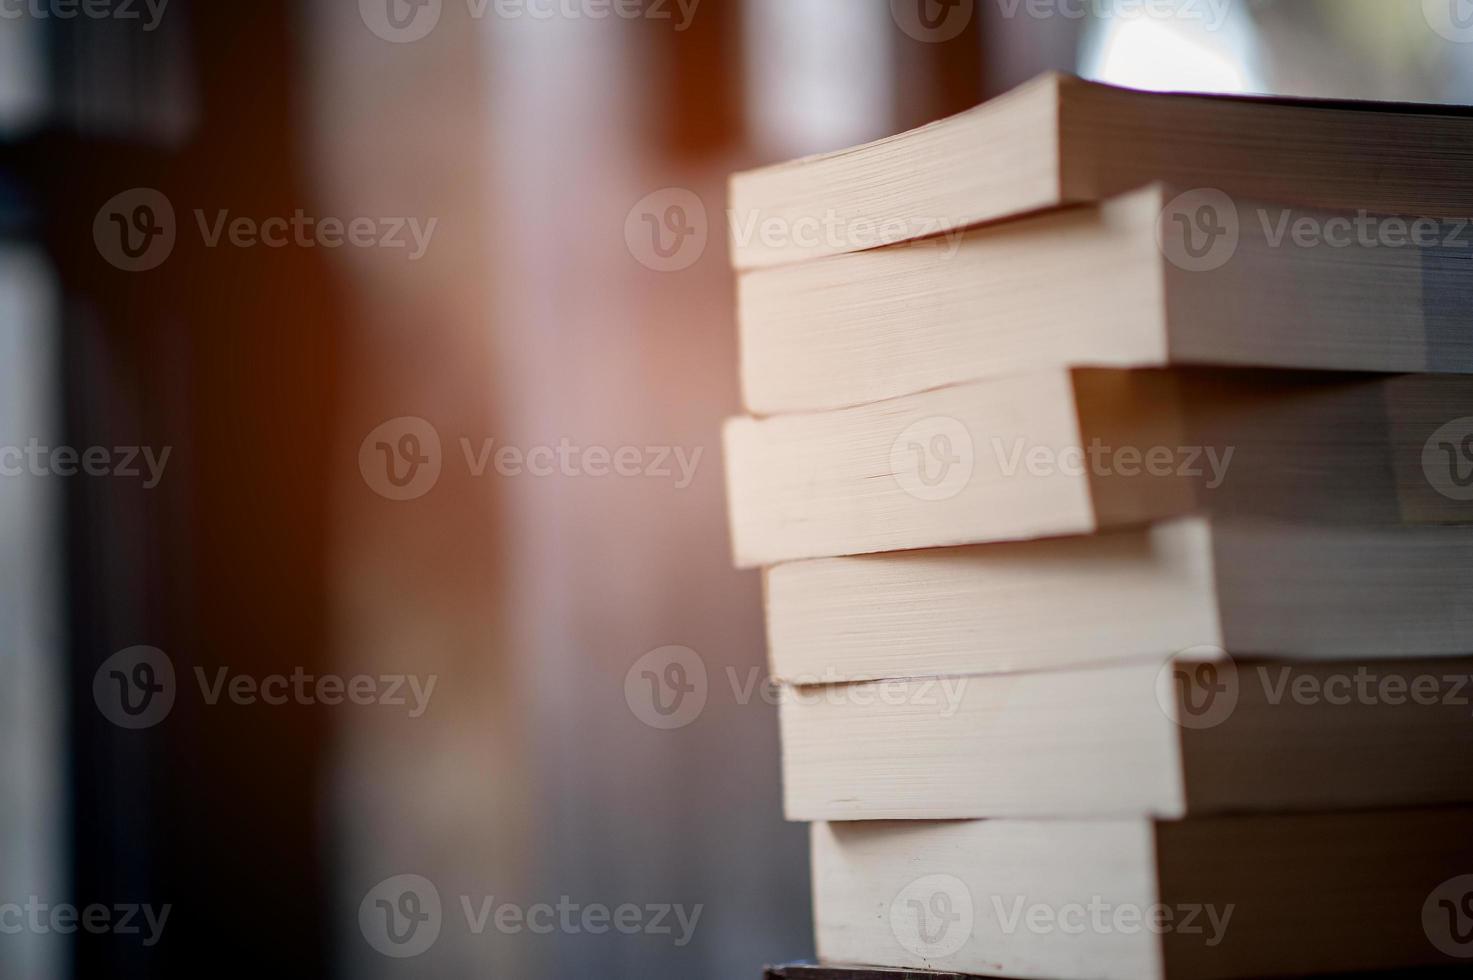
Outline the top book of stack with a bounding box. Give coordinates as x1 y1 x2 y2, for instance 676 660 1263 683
727 73 1473 415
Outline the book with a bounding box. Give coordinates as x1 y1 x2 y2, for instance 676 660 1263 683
765 967 989 980
737 184 1473 415
764 516 1473 684
811 809 1473 979
724 367 1473 567
729 72 1473 980
728 73 1473 269
763 966 1462 980
780 654 1473 820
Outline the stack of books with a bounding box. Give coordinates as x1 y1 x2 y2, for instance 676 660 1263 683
724 74 1473 980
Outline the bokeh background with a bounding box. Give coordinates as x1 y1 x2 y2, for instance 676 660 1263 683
3 1 1473 977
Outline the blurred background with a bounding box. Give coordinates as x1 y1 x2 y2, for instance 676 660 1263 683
2 0 1472 977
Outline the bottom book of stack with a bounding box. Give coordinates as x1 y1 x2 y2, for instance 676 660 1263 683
807 810 1473 979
